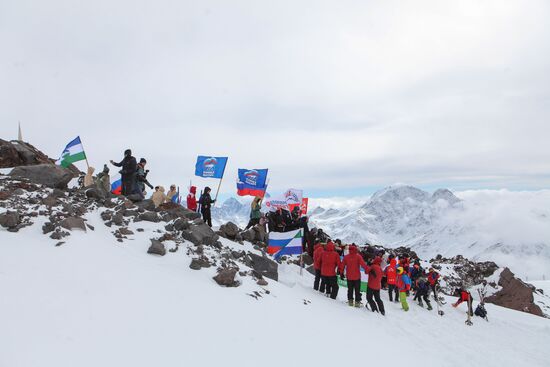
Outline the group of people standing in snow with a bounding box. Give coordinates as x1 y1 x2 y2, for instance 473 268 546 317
80 149 219 228
312 241 475 316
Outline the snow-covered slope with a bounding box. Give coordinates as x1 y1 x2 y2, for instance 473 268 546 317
2 208 550 367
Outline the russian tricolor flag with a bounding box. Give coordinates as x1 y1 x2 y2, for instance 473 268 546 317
111 177 122 195
267 229 303 260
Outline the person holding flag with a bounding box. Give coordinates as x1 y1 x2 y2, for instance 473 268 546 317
110 149 137 196
198 187 215 227
245 196 263 230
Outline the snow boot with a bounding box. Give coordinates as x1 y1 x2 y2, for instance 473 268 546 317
354 301 361 308
348 300 354 307
427 302 433 311
418 300 424 308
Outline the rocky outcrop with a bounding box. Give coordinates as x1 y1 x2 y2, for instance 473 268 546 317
181 222 219 246
218 222 240 240
486 268 543 317
0 211 20 229
0 139 52 168
213 268 239 287
10 164 75 189
245 253 278 281
60 216 87 232
147 239 166 256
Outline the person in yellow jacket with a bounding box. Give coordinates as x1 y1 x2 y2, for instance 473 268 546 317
152 186 166 208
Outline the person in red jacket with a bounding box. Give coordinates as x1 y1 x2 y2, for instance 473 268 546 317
427 268 440 300
319 241 341 299
365 256 386 315
339 245 368 307
453 288 474 316
187 186 198 212
313 243 325 292
385 256 398 302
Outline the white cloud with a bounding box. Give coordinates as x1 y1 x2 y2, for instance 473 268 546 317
0 0 549 194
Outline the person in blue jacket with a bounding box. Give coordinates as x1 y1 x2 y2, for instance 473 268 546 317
397 267 412 311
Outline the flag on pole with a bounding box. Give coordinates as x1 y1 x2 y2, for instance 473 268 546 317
56 136 87 168
267 229 303 259
195 156 228 179
237 168 268 197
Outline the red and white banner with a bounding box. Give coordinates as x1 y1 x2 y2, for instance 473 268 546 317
288 198 308 215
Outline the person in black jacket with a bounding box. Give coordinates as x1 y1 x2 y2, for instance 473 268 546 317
110 149 137 196
198 186 215 227
134 158 153 195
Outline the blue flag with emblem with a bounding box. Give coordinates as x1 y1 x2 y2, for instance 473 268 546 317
195 156 228 179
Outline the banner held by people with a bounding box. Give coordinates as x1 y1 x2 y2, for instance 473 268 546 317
237 168 268 197
56 136 88 168
284 188 303 205
288 198 309 215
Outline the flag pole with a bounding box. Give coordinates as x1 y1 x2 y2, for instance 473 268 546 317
300 229 304 276
213 160 227 207
78 136 91 170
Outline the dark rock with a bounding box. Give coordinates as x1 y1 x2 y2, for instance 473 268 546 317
182 223 219 246
126 194 143 202
85 187 106 200
119 227 134 235
257 278 268 286
123 209 139 217
164 223 174 231
184 212 202 220
190 257 212 270
42 195 58 207
189 259 203 270
138 211 159 223
10 164 75 189
42 222 56 234
486 268 543 317
173 218 189 231
245 253 278 281
50 230 69 240
147 239 166 256
218 222 240 240
112 212 124 226
0 211 20 228
0 191 10 200
100 211 113 221
55 241 65 247
86 224 95 231
213 268 240 287
136 228 144 232
134 199 155 211
231 250 245 259
60 216 87 232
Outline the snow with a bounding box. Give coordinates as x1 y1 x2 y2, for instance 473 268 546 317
1 209 550 367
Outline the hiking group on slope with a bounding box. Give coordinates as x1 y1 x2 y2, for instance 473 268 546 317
313 240 476 317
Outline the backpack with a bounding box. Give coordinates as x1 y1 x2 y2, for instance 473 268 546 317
475 304 487 319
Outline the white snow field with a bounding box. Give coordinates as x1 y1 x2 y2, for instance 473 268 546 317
1 212 549 367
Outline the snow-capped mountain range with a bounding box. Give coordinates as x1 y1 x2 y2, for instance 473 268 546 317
212 185 550 280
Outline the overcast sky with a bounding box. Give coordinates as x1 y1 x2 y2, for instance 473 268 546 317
1 0 549 198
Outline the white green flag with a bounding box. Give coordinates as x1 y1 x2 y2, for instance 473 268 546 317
56 136 87 168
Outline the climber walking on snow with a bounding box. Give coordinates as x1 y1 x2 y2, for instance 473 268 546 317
385 255 399 303
319 241 341 299
365 256 386 315
339 244 368 307
397 267 411 311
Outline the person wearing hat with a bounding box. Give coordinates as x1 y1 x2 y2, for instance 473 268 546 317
166 184 178 203
110 149 137 196
427 267 441 300
198 187 215 227
135 158 153 195
397 266 411 311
